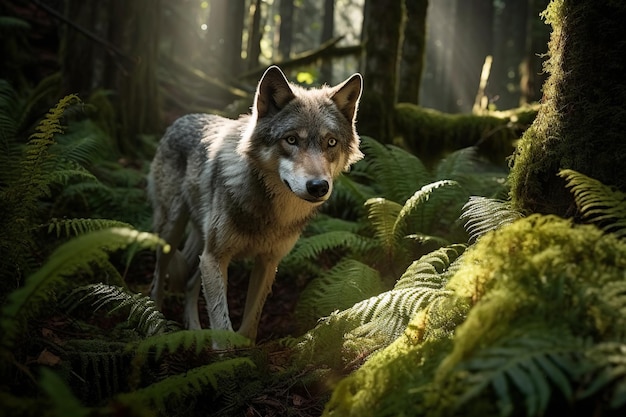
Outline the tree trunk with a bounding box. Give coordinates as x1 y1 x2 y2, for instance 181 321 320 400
488 0 529 110
397 0 428 104
359 0 404 143
509 0 626 216
59 0 96 98
117 0 162 156
320 0 334 83
519 0 550 106
278 0 294 62
246 0 263 70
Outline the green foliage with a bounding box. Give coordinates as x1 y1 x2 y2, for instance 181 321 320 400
296 244 465 369
65 283 170 337
323 214 626 417
0 227 168 352
560 168 626 237
117 357 255 411
460 196 523 241
290 137 505 329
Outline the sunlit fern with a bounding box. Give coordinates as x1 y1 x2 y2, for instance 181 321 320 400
460 196 524 242
560 168 626 238
298 244 466 363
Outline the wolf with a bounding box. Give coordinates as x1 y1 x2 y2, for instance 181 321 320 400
147 66 363 343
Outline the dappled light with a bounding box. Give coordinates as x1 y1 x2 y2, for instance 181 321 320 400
1 1 626 416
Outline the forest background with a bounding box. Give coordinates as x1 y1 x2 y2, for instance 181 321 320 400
1 1 626 417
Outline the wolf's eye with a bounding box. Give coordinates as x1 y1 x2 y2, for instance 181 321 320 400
285 136 297 145
328 138 337 147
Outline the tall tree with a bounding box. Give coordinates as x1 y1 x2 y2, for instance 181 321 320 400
397 0 428 104
359 0 404 143
488 0 529 110
448 0 493 113
320 0 335 83
246 0 263 70
278 0 294 62
207 0 246 76
510 0 626 215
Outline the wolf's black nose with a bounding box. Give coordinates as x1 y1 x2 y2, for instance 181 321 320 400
306 179 329 198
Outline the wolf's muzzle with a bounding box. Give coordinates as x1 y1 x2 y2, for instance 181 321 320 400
306 179 329 199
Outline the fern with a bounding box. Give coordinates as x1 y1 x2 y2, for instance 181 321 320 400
131 329 251 364
117 358 254 410
359 137 431 203
460 196 524 241
560 169 626 237
0 227 168 350
295 259 385 330
301 245 465 355
47 218 133 238
581 342 626 410
64 283 170 337
449 326 582 417
285 230 369 265
393 180 459 239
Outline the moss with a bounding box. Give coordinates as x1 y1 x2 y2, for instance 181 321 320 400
323 215 626 416
394 103 537 167
509 0 626 215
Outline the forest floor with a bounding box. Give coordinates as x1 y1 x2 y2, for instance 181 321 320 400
125 250 328 417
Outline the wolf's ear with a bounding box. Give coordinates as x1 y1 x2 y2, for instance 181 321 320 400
331 73 363 123
254 66 296 119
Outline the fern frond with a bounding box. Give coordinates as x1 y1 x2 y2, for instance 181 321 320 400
560 169 626 237
460 196 523 241
581 342 626 410
47 218 133 238
360 137 431 202
295 259 384 330
0 227 169 349
365 197 403 253
311 245 463 344
131 329 251 365
284 230 369 265
394 180 459 240
451 326 582 417
434 147 479 183
64 283 169 337
395 244 466 290
117 358 254 410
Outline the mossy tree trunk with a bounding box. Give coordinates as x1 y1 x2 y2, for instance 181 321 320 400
509 0 626 216
359 0 404 143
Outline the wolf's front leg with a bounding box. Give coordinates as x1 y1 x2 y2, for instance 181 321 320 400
199 250 233 346
238 255 280 342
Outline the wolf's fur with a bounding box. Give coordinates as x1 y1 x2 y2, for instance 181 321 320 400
148 66 363 343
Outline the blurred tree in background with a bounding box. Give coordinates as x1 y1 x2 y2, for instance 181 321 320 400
2 0 550 155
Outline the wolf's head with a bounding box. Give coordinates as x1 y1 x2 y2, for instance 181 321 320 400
240 66 363 204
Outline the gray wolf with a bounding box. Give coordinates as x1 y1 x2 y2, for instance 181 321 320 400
147 66 363 343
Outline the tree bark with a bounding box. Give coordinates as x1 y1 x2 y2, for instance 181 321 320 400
278 0 294 62
397 0 428 104
359 0 404 143
509 0 626 216
320 0 335 83
246 0 263 70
